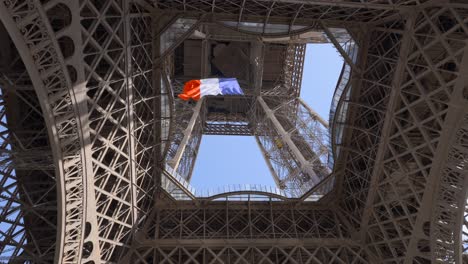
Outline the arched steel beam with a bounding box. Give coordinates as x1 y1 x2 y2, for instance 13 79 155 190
0 1 91 263
202 190 288 201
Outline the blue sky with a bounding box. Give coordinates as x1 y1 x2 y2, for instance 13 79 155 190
190 44 343 190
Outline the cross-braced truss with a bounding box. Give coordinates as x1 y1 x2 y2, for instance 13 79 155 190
0 46 56 263
0 1 467 263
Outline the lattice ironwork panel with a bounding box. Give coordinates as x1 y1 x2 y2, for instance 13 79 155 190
0 1 467 263
153 0 420 24
0 49 56 262
132 245 370 264
80 0 157 261
140 205 348 241
336 18 406 229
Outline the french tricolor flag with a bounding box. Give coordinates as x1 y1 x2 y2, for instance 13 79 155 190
178 78 244 101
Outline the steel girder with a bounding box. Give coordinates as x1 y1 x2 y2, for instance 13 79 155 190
0 0 158 263
335 4 468 263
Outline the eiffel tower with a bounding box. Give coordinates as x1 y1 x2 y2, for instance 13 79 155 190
0 0 467 263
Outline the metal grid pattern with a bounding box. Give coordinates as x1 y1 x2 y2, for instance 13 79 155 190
364 7 468 263
132 245 369 264
165 96 204 181
0 56 56 262
151 206 348 240
334 5 468 263
336 18 405 231
261 44 305 97
80 0 157 261
255 97 331 197
0 1 89 262
0 1 467 263
129 0 158 231
128 204 365 263
153 0 421 24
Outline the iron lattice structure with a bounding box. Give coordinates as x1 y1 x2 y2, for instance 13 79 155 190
0 0 467 263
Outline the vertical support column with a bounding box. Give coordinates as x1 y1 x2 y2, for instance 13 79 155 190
359 13 415 241
251 40 264 95
413 38 468 264
123 0 139 228
152 9 166 189
201 38 209 78
298 98 329 128
167 99 204 176
153 10 205 185
257 96 320 185
255 136 282 187
250 39 264 153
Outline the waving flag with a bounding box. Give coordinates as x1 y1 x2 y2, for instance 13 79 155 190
178 78 243 101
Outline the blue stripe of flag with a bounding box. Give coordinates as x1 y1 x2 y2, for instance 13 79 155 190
218 78 243 95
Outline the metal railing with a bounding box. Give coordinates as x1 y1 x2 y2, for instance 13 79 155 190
328 32 359 166
163 164 292 200
196 184 288 198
